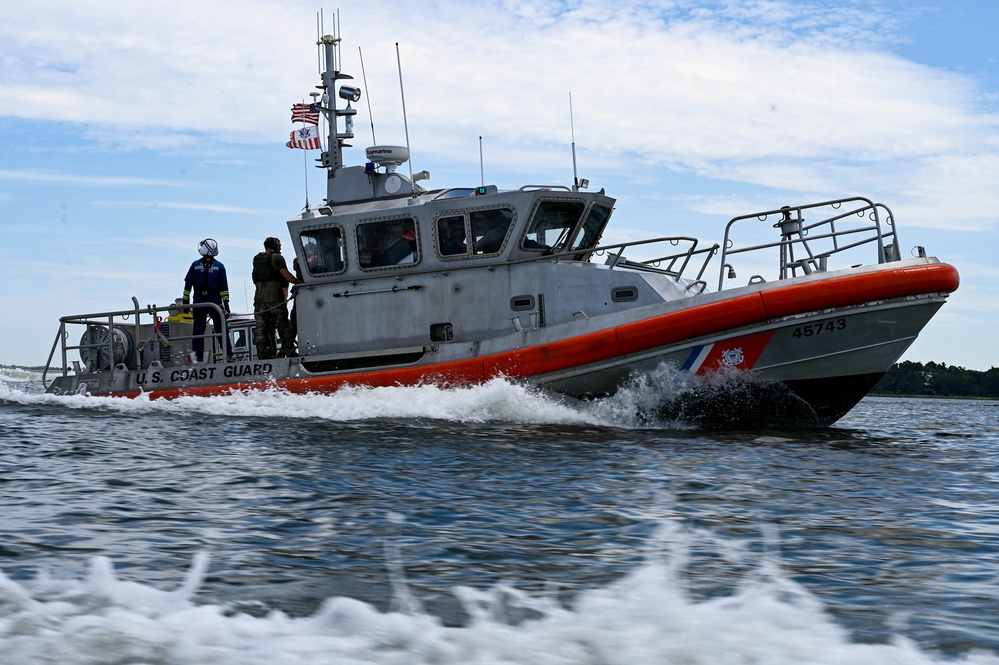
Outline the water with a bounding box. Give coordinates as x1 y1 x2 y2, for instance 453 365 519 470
2 365 999 664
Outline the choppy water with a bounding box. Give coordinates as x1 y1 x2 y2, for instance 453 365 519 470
2 366 999 664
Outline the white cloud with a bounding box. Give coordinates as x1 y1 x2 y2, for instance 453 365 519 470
0 169 183 187
90 200 285 215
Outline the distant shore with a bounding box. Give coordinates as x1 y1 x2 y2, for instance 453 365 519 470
873 360 999 399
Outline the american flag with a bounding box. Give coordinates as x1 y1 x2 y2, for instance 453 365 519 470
286 126 321 150
290 103 320 125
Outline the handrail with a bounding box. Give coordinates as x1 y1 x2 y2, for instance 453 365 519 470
716 197 900 291
47 301 233 379
518 184 572 192
516 235 713 279
41 325 66 390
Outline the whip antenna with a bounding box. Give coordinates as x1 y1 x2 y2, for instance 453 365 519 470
570 91 580 191
316 12 322 74
395 42 416 196
359 47 377 144
479 135 484 187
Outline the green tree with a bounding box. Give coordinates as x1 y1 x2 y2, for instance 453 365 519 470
874 361 999 397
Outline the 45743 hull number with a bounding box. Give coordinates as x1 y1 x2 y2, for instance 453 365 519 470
791 318 847 338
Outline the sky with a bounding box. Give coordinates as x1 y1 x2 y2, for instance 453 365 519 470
1 0 997 371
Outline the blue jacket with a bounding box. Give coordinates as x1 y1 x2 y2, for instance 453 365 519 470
183 258 230 304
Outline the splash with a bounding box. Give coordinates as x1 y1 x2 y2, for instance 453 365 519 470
0 365 43 383
0 361 823 429
587 362 822 428
2 522 994 665
0 372 609 427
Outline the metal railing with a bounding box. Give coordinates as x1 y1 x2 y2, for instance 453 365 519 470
716 197 900 291
42 298 232 389
560 236 719 289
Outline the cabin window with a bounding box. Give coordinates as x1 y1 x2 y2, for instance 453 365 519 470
470 208 514 255
436 206 514 258
571 204 612 253
229 328 249 361
299 227 345 274
522 200 585 251
434 188 476 200
356 217 419 268
611 286 639 302
437 215 467 256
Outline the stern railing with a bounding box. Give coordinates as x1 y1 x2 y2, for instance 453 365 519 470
42 300 233 391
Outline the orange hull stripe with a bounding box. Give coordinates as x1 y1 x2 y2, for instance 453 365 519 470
133 262 959 400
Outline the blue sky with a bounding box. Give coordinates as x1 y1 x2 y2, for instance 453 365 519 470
1 0 997 370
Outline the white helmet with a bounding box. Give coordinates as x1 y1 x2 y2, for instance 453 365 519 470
198 238 219 257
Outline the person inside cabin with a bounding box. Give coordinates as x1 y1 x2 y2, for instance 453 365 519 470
473 221 506 254
252 237 301 359
394 229 418 264
440 218 467 256
304 242 323 273
182 238 234 362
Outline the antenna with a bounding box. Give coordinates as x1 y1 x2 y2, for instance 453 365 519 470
569 91 579 191
395 42 416 196
479 135 485 187
359 47 377 144
335 11 342 72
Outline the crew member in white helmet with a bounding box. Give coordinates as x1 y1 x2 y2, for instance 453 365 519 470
182 238 233 362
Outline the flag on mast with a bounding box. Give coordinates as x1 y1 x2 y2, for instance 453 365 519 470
291 103 320 125
286 125 321 150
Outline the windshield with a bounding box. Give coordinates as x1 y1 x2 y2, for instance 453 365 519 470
522 200 586 251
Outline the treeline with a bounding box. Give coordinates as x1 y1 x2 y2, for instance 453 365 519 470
873 360 999 398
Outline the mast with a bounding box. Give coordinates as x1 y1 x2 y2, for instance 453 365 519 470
317 33 358 183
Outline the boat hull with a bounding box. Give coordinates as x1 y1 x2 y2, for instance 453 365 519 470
532 296 945 426
45 261 957 427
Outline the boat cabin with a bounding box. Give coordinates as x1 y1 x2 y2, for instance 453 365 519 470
283 168 618 364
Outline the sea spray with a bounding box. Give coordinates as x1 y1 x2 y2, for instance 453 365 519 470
3 522 997 665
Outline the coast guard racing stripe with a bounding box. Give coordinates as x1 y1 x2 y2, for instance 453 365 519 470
681 330 774 375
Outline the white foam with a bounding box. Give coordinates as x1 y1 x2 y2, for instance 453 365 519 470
0 373 615 427
2 523 995 665
0 366 42 383
1 361 719 430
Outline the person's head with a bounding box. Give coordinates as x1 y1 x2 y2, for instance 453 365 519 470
198 238 219 257
403 229 416 247
264 237 281 252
